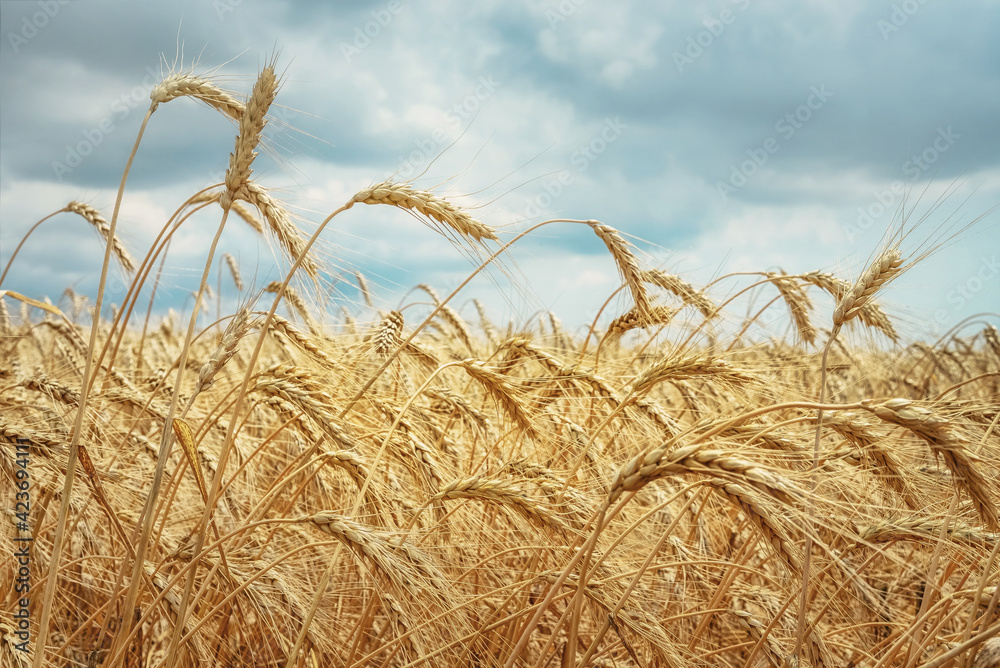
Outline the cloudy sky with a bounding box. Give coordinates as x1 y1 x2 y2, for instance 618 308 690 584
1 0 998 344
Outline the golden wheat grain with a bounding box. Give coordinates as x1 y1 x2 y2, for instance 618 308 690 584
264 281 317 333
854 516 996 546
267 314 342 370
149 72 245 120
319 449 370 490
371 310 404 356
973 638 1000 668
863 398 998 529
801 270 900 341
606 305 677 338
352 181 498 243
626 352 754 400
246 185 321 280
833 248 903 329
609 442 803 508
640 268 716 318
351 271 373 309
432 476 569 532
65 201 137 273
0 621 29 668
18 374 80 406
252 364 357 450
306 512 447 600
0 298 10 336
399 432 445 493
222 253 243 291
223 65 278 203
459 359 540 440
417 284 474 353
0 422 68 458
826 412 920 508
193 306 254 395
731 608 784 668
984 325 1000 361
765 271 816 345
587 221 651 316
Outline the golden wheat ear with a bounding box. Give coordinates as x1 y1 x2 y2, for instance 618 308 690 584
587 220 651 316
149 72 245 120
66 201 137 273
352 180 499 243
833 248 903 330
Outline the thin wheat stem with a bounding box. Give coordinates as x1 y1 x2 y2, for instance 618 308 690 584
33 108 154 668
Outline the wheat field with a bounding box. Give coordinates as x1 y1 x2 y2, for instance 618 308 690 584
1 61 999 668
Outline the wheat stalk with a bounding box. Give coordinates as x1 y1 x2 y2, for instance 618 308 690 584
188 190 264 234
